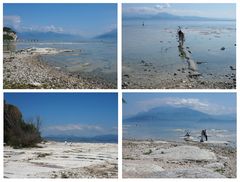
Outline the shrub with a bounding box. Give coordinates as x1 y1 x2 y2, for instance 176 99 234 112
4 101 42 148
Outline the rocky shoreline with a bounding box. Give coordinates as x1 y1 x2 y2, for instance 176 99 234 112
4 141 118 178
3 48 115 89
122 59 236 89
123 139 236 178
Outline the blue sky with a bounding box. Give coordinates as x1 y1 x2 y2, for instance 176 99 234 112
123 93 236 118
3 3 117 37
5 93 118 137
123 3 235 19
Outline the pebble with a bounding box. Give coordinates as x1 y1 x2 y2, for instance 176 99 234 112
229 66 236 71
3 50 114 89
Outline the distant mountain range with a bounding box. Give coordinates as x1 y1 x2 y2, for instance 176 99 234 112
44 134 118 143
123 12 235 21
124 106 235 124
94 29 117 41
15 29 117 42
17 31 84 41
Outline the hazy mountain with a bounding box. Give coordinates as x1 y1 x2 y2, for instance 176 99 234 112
17 31 84 42
124 106 235 124
44 134 118 143
124 12 234 21
94 29 117 41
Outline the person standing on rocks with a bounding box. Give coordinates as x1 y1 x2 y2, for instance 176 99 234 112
200 129 208 142
177 26 185 47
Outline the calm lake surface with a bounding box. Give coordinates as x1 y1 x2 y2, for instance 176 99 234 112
7 41 117 85
123 19 236 86
123 120 236 146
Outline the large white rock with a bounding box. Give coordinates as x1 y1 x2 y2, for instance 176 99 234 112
123 160 164 178
153 145 217 161
154 167 225 178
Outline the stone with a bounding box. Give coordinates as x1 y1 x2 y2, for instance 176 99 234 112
154 167 225 178
152 145 217 161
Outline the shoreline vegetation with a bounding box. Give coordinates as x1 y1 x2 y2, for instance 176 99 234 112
123 139 236 178
3 47 115 89
4 101 42 148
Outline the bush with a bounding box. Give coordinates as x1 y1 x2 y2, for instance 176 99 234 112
3 27 16 34
4 101 42 148
3 34 14 41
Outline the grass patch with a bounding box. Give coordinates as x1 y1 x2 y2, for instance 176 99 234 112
215 168 225 174
143 149 152 155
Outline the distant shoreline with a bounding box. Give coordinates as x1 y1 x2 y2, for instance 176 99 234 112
46 140 118 144
44 140 118 144
44 138 118 144
3 47 116 89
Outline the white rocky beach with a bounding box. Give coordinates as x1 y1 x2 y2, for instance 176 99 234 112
3 47 115 89
4 141 118 178
123 140 236 178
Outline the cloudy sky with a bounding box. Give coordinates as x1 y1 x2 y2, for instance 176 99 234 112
3 3 117 37
123 93 236 118
123 3 235 19
5 93 118 137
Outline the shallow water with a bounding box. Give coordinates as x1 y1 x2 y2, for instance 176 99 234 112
123 20 236 86
123 120 236 146
8 41 117 85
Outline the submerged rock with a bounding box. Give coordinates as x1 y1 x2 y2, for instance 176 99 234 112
196 61 207 65
229 66 236 71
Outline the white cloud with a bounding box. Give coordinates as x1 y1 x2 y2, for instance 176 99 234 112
40 25 64 33
123 4 171 16
123 4 207 18
45 123 103 132
4 15 21 29
137 97 235 115
4 15 64 33
21 25 64 33
155 4 171 10
43 123 103 137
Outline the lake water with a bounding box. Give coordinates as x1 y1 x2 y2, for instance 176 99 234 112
7 41 117 85
123 120 236 146
122 19 236 87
